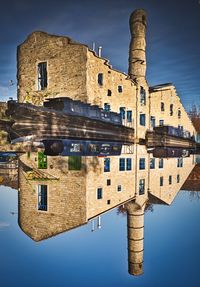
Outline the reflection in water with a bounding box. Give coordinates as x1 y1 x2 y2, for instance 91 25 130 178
5 145 194 276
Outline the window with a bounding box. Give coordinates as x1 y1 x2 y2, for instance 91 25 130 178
68 156 82 170
150 116 156 128
127 111 132 123
119 158 131 171
98 73 103 86
107 89 112 97
177 174 180 183
177 158 183 167
117 185 122 192
97 188 103 199
139 179 145 195
104 103 111 112
159 158 164 168
159 120 164 126
118 85 123 93
107 200 111 205
170 104 173 116
140 87 146 105
38 185 47 211
107 179 111 186
169 175 172 185
160 176 164 186
89 144 100 153
178 109 181 119
150 158 155 169
140 114 146 126
119 107 126 120
139 158 145 170
70 143 82 152
38 152 47 169
104 158 110 172
126 158 132 171
38 62 47 91
161 102 165 112
119 158 125 171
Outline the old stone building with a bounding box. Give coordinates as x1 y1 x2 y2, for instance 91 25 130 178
16 9 196 140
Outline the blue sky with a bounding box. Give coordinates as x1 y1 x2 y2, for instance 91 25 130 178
0 0 199 110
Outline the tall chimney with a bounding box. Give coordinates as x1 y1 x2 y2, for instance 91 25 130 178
126 201 145 276
128 9 147 80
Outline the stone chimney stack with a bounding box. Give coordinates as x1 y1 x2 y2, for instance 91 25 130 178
128 9 147 80
126 201 145 276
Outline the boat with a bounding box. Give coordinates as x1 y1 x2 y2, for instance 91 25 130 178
6 99 135 145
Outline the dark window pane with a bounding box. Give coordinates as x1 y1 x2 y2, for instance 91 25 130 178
159 158 164 168
107 89 112 96
126 158 132 170
160 176 163 186
97 188 102 199
119 158 125 171
139 179 145 195
161 102 165 111
117 185 122 192
118 85 123 93
150 158 155 169
127 110 132 123
98 73 103 85
140 114 146 126
104 158 110 172
140 87 146 105
119 107 125 120
159 120 164 126
170 104 173 116
150 116 156 128
107 179 111 186
38 62 47 90
139 158 145 170
38 185 47 211
104 103 111 112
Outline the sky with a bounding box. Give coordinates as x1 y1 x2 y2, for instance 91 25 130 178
0 0 199 110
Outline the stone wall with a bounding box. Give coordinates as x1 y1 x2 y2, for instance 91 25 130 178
148 154 195 204
17 31 88 105
18 153 87 241
150 85 196 136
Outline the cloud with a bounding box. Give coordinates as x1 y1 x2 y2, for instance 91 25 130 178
0 222 10 230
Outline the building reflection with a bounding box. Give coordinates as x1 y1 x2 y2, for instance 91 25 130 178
16 145 196 275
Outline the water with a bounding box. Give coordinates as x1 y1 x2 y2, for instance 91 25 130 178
0 184 200 287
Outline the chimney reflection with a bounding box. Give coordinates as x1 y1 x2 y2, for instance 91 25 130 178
125 201 145 276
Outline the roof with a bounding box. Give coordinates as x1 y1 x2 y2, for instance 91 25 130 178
149 83 174 92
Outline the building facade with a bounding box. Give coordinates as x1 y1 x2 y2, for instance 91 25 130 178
18 10 196 141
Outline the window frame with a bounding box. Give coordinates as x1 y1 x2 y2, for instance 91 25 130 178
97 187 103 199
140 87 146 105
119 158 125 171
37 62 48 91
139 179 145 195
139 158 145 170
98 73 103 86
140 114 146 126
38 184 48 211
104 158 110 172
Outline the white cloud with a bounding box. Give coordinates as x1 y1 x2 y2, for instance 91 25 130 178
0 222 10 229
